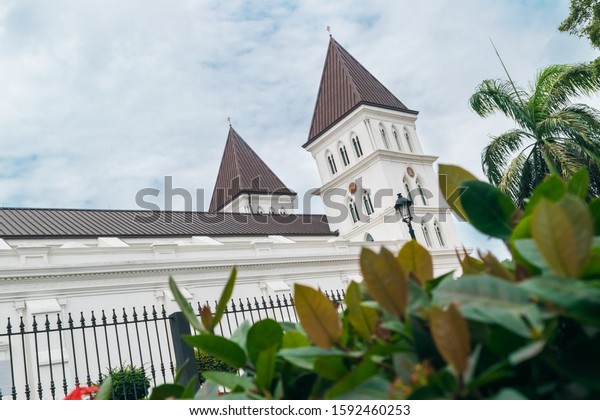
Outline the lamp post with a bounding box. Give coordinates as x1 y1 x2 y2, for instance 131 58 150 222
394 193 416 241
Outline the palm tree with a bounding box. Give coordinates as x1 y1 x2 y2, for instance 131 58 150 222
470 63 600 207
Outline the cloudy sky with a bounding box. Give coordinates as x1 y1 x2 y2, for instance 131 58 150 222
0 0 598 255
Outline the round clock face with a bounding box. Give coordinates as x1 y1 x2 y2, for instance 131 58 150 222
349 182 357 194
406 167 415 177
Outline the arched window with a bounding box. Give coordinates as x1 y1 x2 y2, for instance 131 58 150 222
327 153 338 175
380 127 390 149
393 129 402 151
349 200 359 223
416 179 428 205
404 128 414 152
339 144 350 166
363 191 374 215
434 222 446 247
352 135 363 158
422 224 433 248
365 233 374 242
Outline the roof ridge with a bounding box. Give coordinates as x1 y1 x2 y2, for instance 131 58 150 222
332 38 362 105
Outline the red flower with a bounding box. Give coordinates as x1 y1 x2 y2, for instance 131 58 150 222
64 386 99 400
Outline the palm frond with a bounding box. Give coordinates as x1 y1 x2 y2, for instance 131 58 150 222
481 129 531 185
469 79 532 128
498 152 527 207
546 142 583 179
540 63 600 113
538 105 600 139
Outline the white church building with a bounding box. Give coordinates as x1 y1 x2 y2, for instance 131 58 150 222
0 37 463 398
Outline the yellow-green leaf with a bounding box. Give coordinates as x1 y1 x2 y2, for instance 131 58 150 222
532 196 593 277
360 248 408 318
168 276 204 332
397 240 434 285
200 305 213 331
479 251 514 281
345 281 378 340
294 284 342 348
438 164 478 221
211 267 237 331
429 303 470 375
567 168 589 199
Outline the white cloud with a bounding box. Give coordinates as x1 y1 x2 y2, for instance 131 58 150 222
0 0 596 255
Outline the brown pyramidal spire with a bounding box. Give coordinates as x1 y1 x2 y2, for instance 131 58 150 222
209 126 296 213
305 37 417 147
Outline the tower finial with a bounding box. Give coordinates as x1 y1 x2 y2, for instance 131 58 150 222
326 26 332 37
227 116 231 127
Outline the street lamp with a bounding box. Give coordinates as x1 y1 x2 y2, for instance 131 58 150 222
394 193 416 241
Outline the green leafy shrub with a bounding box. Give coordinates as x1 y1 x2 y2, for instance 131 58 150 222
105 365 150 400
196 350 238 386
154 166 600 399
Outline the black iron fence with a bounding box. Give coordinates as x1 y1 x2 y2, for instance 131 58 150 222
0 289 345 400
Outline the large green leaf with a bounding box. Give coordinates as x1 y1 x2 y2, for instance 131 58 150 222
460 180 516 240
184 335 247 368
408 279 430 314
509 215 541 275
532 195 593 277
211 267 237 331
282 330 310 349
149 383 184 400
169 276 204 332
429 304 470 375
255 345 278 394
590 198 600 235
246 319 283 365
524 175 567 216
94 375 112 400
520 276 600 325
438 164 478 221
229 320 251 354
332 376 391 400
567 167 589 199
294 284 341 348
512 239 549 272
278 347 348 370
202 371 254 392
397 240 433 284
345 281 378 340
433 275 541 338
360 248 408 317
314 357 349 381
324 359 378 399
582 237 600 278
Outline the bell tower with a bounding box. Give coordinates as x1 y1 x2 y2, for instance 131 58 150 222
304 37 461 252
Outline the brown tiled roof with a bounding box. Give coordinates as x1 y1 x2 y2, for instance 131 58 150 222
305 37 417 147
0 208 334 238
209 126 296 212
